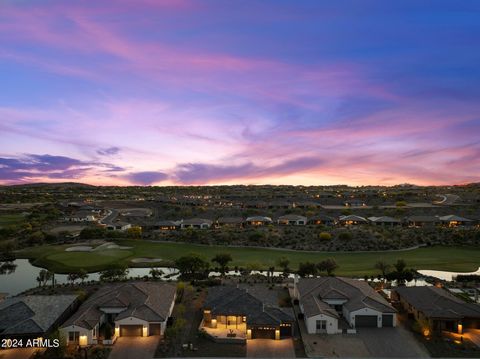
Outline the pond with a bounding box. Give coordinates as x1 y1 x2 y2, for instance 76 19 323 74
0 259 179 296
418 268 480 281
1 259 476 297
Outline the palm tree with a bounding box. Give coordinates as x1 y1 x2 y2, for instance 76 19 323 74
374 261 390 278
78 269 89 284
149 268 164 280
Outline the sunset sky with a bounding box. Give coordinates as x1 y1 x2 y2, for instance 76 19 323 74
1 0 479 186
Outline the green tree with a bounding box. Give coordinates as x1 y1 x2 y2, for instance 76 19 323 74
276 257 290 278
175 253 210 279
36 269 53 287
317 258 338 276
78 269 89 283
99 264 129 281
374 261 391 278
211 253 233 276
149 268 164 280
297 262 317 277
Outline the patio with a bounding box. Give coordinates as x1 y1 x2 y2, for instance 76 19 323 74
201 320 247 343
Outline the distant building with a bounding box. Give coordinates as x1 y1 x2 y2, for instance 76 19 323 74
64 210 97 222
180 218 213 229
438 215 473 228
277 214 307 226
245 216 273 226
368 216 401 227
154 220 180 230
405 216 440 228
308 215 335 226
338 215 368 226
106 222 132 231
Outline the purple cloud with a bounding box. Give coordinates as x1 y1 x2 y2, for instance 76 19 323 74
173 157 324 184
0 154 124 183
125 171 169 185
96 146 121 156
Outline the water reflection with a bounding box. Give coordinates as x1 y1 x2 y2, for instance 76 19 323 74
1 259 478 297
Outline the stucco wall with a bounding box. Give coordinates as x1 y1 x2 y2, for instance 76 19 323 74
305 313 339 334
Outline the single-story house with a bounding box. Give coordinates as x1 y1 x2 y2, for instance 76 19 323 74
106 221 132 231
438 215 473 228
308 215 335 226
405 216 440 228
203 286 294 340
60 282 176 345
368 216 401 226
294 277 396 334
180 218 213 229
392 286 480 334
0 295 78 340
245 216 273 226
277 214 307 226
64 210 97 222
154 220 181 230
216 217 245 228
338 215 368 226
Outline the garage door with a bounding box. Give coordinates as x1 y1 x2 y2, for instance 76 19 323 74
149 323 161 335
382 314 394 327
251 327 275 339
120 325 142 336
355 315 378 327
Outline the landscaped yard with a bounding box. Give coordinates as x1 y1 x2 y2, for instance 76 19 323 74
16 240 480 276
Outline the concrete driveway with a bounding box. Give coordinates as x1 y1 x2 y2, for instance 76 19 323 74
0 348 40 359
109 336 159 359
356 327 429 357
466 329 480 348
247 339 295 358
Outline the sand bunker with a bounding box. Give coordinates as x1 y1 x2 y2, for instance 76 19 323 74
65 242 132 252
65 246 93 252
130 257 162 263
93 242 132 251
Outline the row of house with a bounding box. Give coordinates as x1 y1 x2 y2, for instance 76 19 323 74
153 214 477 230
2 280 480 346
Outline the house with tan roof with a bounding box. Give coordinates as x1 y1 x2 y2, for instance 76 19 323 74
294 277 396 334
438 214 473 227
180 218 213 229
277 214 307 226
60 282 176 345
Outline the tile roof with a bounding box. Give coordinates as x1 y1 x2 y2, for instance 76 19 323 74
0 295 77 336
394 286 480 319
62 282 176 330
204 286 293 326
296 277 395 318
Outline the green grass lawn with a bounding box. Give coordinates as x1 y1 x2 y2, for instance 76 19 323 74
16 240 480 276
0 213 25 228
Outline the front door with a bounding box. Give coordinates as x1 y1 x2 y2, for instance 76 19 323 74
316 320 327 333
